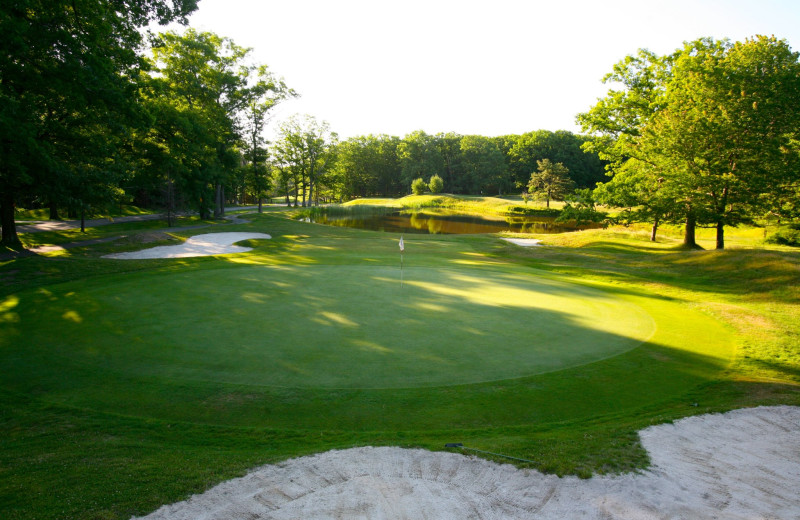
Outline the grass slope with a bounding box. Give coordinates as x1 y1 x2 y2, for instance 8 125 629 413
1 209 798 519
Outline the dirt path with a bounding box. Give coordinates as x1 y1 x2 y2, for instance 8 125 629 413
134 406 800 520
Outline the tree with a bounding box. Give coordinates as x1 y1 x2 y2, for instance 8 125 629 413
134 73 215 223
0 0 198 246
331 135 401 200
437 133 464 192
397 131 444 190
147 29 253 219
240 66 295 212
271 115 337 207
272 162 295 206
411 177 428 195
557 188 607 225
527 159 574 208
642 36 800 249
429 174 444 194
593 161 678 241
508 130 606 190
579 37 800 249
459 135 507 194
577 49 680 240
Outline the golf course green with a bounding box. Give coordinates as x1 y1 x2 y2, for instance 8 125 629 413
9 264 657 388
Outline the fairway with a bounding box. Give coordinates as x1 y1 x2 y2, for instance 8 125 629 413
5 263 655 389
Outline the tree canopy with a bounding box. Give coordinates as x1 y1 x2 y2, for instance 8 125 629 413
0 0 198 246
580 36 800 249
527 159 574 208
3 9 797 251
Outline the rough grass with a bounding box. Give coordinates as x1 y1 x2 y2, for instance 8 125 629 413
0 209 797 519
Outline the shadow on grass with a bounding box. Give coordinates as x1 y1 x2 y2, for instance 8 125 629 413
500 239 800 302
0 257 731 434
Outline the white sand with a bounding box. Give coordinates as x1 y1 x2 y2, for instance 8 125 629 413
104 232 271 259
502 237 542 247
134 406 800 519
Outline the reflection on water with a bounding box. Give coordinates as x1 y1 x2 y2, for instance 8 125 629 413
305 210 599 235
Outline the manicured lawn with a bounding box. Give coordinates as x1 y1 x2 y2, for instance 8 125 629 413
1 208 797 519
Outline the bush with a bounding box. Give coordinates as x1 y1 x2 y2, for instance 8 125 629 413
766 224 800 246
555 188 607 224
411 177 428 195
428 174 444 194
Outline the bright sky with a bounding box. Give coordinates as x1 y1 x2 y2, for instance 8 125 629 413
167 0 800 139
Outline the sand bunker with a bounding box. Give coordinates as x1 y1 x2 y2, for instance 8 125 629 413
104 232 271 259
134 406 800 519
502 237 542 247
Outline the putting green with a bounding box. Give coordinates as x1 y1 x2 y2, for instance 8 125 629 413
4 263 655 389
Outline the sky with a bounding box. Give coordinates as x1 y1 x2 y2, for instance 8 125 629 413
158 0 800 139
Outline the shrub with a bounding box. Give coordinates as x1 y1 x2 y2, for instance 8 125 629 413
556 188 607 224
766 224 800 246
429 174 444 194
411 177 428 195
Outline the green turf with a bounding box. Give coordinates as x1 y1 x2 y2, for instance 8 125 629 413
5 264 656 389
1 209 797 519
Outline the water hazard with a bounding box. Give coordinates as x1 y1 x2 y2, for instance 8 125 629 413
304 209 598 235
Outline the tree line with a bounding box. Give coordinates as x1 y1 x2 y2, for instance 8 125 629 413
2 3 798 251
0 3 606 247
315 128 607 203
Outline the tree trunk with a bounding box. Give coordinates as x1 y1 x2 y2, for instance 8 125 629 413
650 216 659 242
166 176 174 227
716 221 725 250
80 205 86 233
49 201 60 220
258 198 263 213
199 194 210 220
213 183 222 218
683 212 698 248
1 189 21 248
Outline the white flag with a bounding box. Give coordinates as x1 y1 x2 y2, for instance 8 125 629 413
399 235 404 252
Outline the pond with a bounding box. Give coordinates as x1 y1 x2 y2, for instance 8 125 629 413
303 209 599 235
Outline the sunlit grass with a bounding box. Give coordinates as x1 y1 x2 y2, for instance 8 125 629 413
391 193 564 214
343 197 401 207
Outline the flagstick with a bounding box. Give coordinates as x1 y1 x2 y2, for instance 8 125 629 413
399 235 405 289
